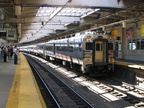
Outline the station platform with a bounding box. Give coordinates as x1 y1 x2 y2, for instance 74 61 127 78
0 53 46 108
115 59 144 70
1 53 143 108
114 59 144 88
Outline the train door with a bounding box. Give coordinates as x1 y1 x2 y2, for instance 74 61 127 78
93 39 108 64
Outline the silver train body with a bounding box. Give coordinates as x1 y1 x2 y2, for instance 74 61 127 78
20 32 114 76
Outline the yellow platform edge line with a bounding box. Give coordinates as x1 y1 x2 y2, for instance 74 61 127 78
6 53 46 108
114 62 129 67
27 57 47 108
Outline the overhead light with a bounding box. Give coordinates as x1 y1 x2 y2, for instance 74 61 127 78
36 7 55 17
81 8 100 18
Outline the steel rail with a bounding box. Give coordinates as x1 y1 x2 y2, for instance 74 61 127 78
27 56 61 108
27 54 95 108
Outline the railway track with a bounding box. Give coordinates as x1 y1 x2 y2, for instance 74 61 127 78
96 77 144 107
25 54 95 108
55 66 144 108
25 53 144 108
49 63 144 108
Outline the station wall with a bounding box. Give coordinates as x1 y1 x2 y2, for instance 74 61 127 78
106 18 144 61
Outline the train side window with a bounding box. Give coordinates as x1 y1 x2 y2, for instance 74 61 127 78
79 44 82 52
65 46 68 52
96 43 102 51
86 43 92 50
46 45 53 50
69 46 73 52
141 39 144 49
108 43 113 50
57 46 61 51
137 39 140 50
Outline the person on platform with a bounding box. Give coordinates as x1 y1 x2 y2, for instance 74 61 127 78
13 46 19 64
10 45 13 58
2 46 8 62
0 47 2 60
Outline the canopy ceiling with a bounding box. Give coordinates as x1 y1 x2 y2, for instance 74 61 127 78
0 0 144 44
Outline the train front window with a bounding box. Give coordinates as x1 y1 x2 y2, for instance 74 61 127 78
108 43 113 50
86 43 92 50
96 43 102 51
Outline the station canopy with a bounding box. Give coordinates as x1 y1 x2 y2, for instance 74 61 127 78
0 0 144 44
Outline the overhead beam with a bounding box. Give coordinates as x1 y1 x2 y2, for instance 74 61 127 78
20 0 124 8
24 16 80 23
21 24 67 30
21 29 54 33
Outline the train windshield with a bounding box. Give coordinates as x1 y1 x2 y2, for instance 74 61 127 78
108 43 113 50
86 43 92 50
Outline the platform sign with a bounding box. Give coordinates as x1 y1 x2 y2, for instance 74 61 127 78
9 18 25 23
141 25 144 36
112 30 118 39
126 27 133 38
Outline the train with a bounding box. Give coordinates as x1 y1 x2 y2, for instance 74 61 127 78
20 31 115 76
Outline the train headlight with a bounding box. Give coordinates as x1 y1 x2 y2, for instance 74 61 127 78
108 65 112 70
85 58 91 63
86 59 90 62
87 36 91 39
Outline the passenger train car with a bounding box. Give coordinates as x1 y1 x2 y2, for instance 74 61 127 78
20 31 114 76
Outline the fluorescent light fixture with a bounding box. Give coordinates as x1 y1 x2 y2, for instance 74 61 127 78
36 7 99 17
36 7 56 16
81 8 100 18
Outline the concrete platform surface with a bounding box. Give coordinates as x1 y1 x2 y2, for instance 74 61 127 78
0 53 46 108
0 58 16 108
